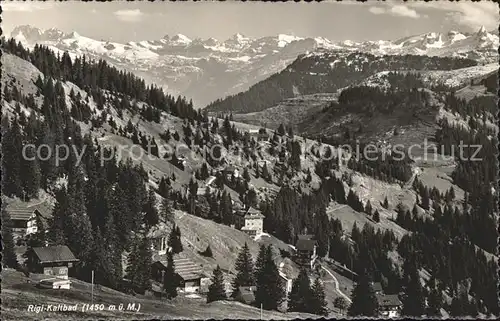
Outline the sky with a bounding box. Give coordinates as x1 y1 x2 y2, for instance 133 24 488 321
2 1 498 43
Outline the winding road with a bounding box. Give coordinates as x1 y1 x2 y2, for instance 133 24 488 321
321 265 352 304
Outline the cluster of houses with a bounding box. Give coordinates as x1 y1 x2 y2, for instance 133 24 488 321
7 202 400 315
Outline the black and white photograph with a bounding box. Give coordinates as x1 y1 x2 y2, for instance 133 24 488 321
1 0 498 319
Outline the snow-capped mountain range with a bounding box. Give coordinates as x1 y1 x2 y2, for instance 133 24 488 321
9 25 498 108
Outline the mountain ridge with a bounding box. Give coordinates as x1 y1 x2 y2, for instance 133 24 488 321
9 25 498 108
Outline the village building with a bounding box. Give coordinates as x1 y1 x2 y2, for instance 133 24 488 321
5 202 52 239
234 286 256 305
294 235 318 269
376 293 403 318
222 165 239 179
233 206 264 237
25 245 79 280
152 255 206 293
371 281 383 294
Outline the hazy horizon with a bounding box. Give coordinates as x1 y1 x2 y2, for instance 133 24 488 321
2 1 497 43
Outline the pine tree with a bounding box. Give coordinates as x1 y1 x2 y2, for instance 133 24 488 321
65 165 95 269
373 210 380 223
364 200 373 215
288 268 312 313
255 245 285 311
383 196 389 209
175 226 183 252
102 214 123 288
144 189 159 227
220 191 233 226
160 196 174 223
277 124 285 136
401 257 425 317
310 278 328 316
163 251 178 299
243 167 251 182
2 117 23 198
347 273 379 316
334 297 348 315
126 234 152 294
231 242 255 297
207 265 226 303
48 187 69 245
1 208 19 269
426 278 443 316
158 176 171 198
20 144 41 200
262 163 271 182
167 224 183 254
91 227 119 289
200 244 213 257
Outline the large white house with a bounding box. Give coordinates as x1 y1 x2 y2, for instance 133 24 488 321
233 207 264 237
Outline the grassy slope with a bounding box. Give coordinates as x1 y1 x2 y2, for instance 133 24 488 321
1 269 318 321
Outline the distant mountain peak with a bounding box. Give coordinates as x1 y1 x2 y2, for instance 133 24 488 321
233 33 247 40
171 34 192 44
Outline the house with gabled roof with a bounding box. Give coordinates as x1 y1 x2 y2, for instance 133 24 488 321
5 202 52 238
235 286 256 305
376 293 402 318
233 206 264 237
294 235 318 269
26 245 79 280
152 254 206 293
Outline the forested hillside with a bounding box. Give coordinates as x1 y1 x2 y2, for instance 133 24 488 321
2 37 498 318
205 50 477 114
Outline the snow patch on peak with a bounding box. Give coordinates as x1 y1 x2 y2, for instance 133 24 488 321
68 31 81 38
277 34 303 42
277 34 303 47
171 34 192 44
233 33 247 40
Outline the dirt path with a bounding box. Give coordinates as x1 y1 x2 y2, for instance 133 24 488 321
320 265 352 304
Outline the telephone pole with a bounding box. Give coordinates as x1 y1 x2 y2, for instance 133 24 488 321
91 270 94 305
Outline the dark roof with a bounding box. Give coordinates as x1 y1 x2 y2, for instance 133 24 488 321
372 282 383 293
32 246 78 263
296 238 316 251
297 234 314 241
237 286 256 304
5 202 52 221
223 166 237 172
244 207 264 219
376 294 402 307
